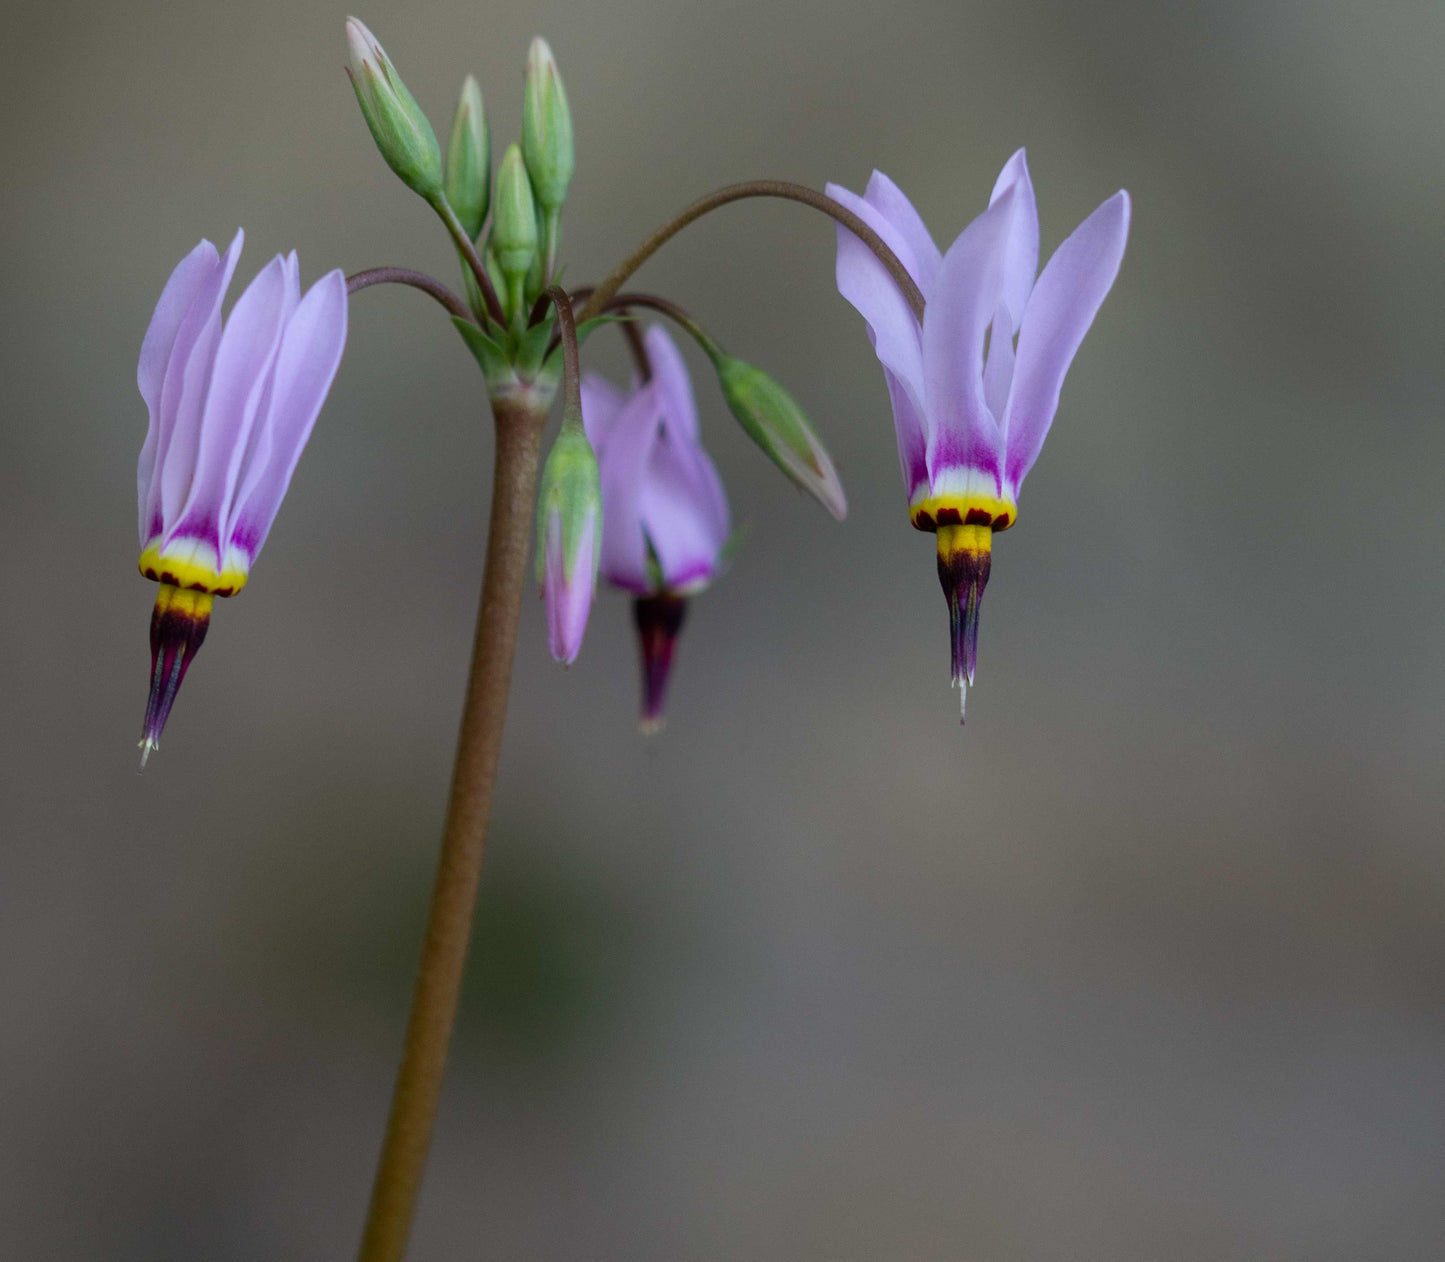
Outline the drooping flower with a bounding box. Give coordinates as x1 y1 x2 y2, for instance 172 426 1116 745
135 230 348 765
581 325 731 730
828 151 1129 718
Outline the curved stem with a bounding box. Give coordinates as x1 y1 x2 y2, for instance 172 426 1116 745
543 285 582 422
603 291 715 351
432 196 509 327
347 268 474 322
575 180 926 325
356 396 548 1262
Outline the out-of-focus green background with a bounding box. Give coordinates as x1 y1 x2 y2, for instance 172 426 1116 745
4 0 1444 1256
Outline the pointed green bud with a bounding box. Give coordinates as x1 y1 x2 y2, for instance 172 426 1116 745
492 143 539 312
345 18 444 200
520 37 574 214
535 422 602 664
445 75 490 239
712 354 847 520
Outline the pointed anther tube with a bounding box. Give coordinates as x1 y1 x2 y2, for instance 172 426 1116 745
632 594 688 733
935 524 992 723
139 584 213 767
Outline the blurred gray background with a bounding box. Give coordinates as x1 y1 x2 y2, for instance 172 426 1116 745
3 0 1444 1257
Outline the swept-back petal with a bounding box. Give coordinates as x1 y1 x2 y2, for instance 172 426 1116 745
644 325 699 440
595 388 662 591
137 239 222 542
921 187 1019 479
165 254 294 554
863 170 942 297
1003 190 1130 494
988 149 1039 335
640 426 731 592
884 367 929 501
826 180 925 401
581 373 627 451
982 300 1016 422
144 230 243 541
226 268 348 561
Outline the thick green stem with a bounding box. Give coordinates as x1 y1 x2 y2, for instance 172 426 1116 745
356 396 547 1262
575 180 926 325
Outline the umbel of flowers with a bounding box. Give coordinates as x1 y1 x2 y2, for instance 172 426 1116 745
129 18 1129 1262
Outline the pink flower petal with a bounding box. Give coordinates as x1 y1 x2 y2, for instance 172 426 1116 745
227 268 348 561
145 229 244 541
1004 190 1130 494
136 239 222 542
921 187 1019 478
988 149 1040 336
863 170 942 298
826 180 926 403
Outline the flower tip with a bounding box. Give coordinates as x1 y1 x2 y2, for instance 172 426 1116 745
137 737 157 773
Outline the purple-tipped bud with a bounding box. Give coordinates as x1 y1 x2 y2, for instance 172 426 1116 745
138 584 213 769
935 524 992 723
632 594 688 733
536 423 602 664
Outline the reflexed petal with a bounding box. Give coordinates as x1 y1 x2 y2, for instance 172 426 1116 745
987 149 1039 335
640 426 730 590
982 301 1016 422
595 389 661 591
643 325 699 440
863 170 942 297
137 240 221 541
883 367 929 500
165 254 293 554
827 180 925 400
921 188 1018 476
581 373 627 450
227 269 348 560
144 230 244 540
1004 190 1130 493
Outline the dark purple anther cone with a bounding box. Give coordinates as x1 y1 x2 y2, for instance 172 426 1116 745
936 535 991 722
632 594 688 733
139 584 213 769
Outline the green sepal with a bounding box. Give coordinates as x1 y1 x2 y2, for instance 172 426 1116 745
452 317 515 384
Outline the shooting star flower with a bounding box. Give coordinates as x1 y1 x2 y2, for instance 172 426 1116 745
582 325 731 730
829 151 1129 718
135 230 347 764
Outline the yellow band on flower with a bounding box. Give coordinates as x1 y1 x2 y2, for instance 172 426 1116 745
138 543 248 597
909 493 1016 533
935 522 993 563
152 581 216 622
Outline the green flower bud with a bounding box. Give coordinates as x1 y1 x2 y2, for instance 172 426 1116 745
520 37 574 213
444 75 490 240
535 422 602 663
345 18 444 201
492 143 539 312
712 354 847 520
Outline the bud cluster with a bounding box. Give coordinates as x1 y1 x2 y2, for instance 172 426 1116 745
345 21 575 338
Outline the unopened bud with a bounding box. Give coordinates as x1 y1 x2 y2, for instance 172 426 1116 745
345 18 444 200
535 423 602 663
521 37 574 213
493 144 539 309
445 75 490 239
711 354 847 520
